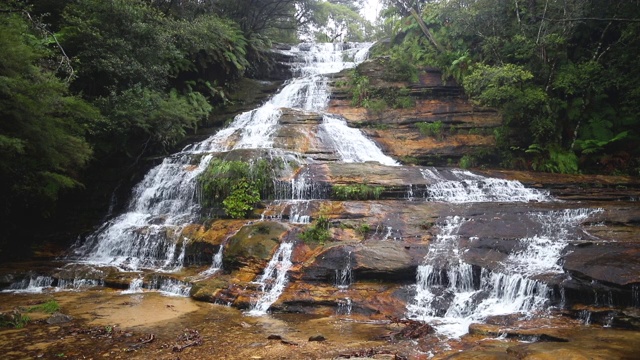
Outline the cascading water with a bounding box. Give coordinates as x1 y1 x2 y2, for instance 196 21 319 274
121 277 143 294
420 168 551 203
248 242 294 315
198 245 225 278
319 114 399 166
407 206 604 338
73 42 385 273
335 251 354 290
4 276 55 293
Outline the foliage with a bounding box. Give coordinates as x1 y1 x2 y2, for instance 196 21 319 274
0 11 97 232
416 121 444 139
356 222 371 239
0 311 30 329
299 216 331 245
348 70 371 106
344 68 415 112
59 0 253 157
364 99 387 114
526 145 579 174
198 158 279 217
332 184 384 200
458 155 476 169
199 158 275 203
376 0 640 174
222 180 260 219
309 1 371 42
27 300 60 314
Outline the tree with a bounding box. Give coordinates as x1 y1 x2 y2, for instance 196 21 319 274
310 1 372 42
0 11 99 254
378 0 640 173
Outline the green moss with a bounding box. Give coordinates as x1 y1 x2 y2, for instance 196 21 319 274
331 184 384 200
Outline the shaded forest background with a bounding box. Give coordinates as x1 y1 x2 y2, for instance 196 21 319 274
1 0 638 259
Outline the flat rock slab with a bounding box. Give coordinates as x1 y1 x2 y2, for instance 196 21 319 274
564 242 640 285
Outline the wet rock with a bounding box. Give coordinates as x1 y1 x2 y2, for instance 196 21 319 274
190 278 229 302
46 312 72 325
353 241 428 281
563 242 640 286
223 222 290 270
279 108 323 125
308 334 326 342
329 57 500 166
300 244 356 282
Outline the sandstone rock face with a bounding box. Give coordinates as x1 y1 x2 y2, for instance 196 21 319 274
328 58 501 165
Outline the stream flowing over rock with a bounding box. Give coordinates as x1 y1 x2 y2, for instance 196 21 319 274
2 42 640 359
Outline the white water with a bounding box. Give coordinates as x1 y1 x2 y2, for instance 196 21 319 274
3 276 55 293
73 42 388 272
57 278 103 290
507 208 603 276
337 297 353 316
248 242 294 315
198 245 225 278
320 114 399 166
121 277 143 294
150 277 192 297
335 251 353 290
421 168 550 203
407 206 602 338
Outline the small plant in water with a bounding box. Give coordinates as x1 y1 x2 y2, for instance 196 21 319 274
299 216 331 246
27 299 60 314
0 311 30 328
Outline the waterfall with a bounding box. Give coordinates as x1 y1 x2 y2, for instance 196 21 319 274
506 208 604 276
72 42 383 273
335 251 353 290
121 277 143 294
3 276 55 293
319 114 399 166
420 168 551 203
57 278 103 290
247 242 294 315
198 245 225 277
337 297 353 316
407 206 604 338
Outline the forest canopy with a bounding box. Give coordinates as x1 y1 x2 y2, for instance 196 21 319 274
374 0 640 174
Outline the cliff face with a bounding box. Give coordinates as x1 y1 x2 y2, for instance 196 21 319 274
328 57 501 165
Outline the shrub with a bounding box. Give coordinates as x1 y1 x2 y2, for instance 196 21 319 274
458 155 475 169
222 180 260 219
299 216 331 245
364 99 388 114
416 121 444 140
332 184 383 200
